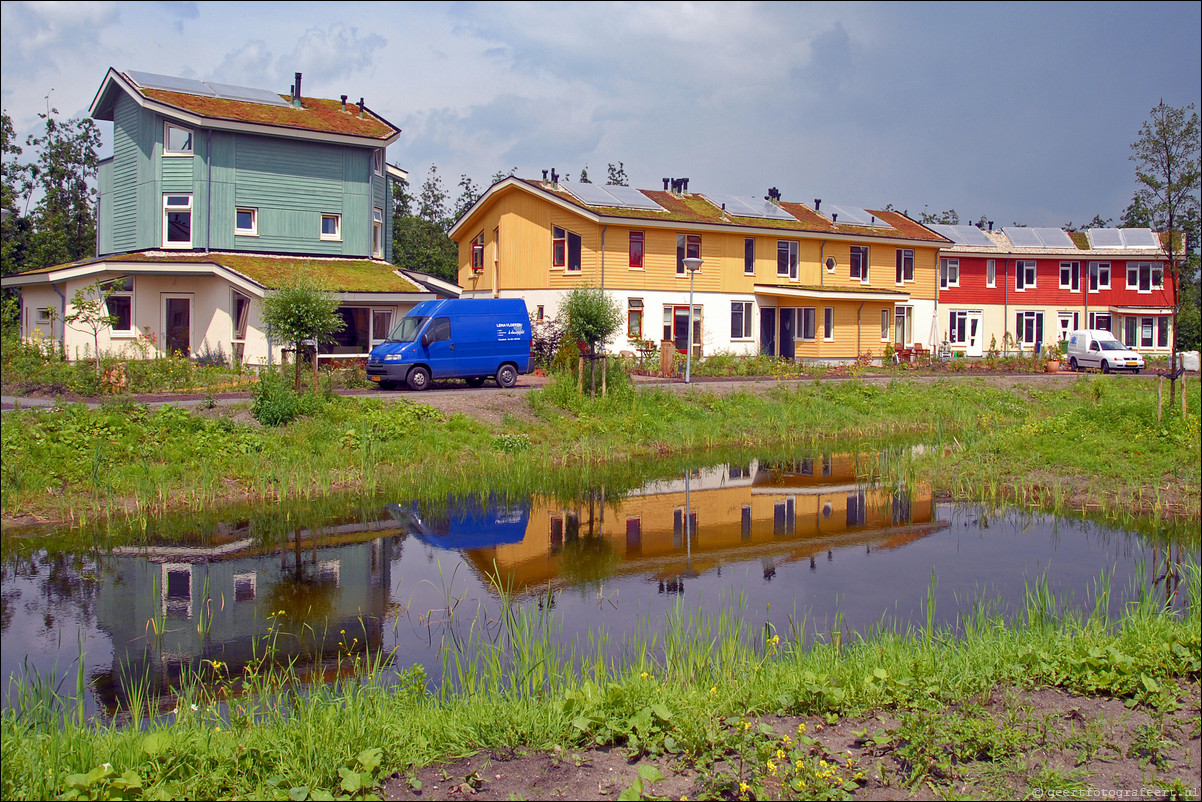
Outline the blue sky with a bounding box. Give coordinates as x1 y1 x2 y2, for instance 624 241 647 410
2 1 1199 227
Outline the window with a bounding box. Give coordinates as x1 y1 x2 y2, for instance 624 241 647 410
163 122 193 155
1014 311 1044 346
800 307 816 340
731 301 753 339
628 231 644 269
986 259 996 288
233 573 256 603
1015 260 1036 290
895 305 912 345
1057 311 1080 340
236 207 258 236
895 249 914 284
676 233 701 274
744 238 755 275
628 299 644 339
535 305 544 322
231 290 251 364
1126 262 1163 292
1140 317 1155 348
1059 261 1080 291
1158 317 1169 347
939 257 959 288
163 194 192 248
103 278 133 333
373 149 384 176
823 307 834 340
949 310 968 344
554 226 582 271
373 208 385 258
777 240 798 279
36 307 53 323
850 245 869 283
880 308 890 341
1124 317 1138 346
428 317 451 343
470 231 485 272
1088 261 1111 291
1089 312 1111 332
321 214 341 241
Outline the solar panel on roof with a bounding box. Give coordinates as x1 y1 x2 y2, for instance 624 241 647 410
203 81 289 107
1031 227 1075 248
1086 228 1125 248
1119 228 1159 248
701 193 796 220
602 185 666 211
127 70 218 96
825 204 892 228
1002 227 1044 248
929 224 997 247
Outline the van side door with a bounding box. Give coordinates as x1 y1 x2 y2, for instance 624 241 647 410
424 317 455 377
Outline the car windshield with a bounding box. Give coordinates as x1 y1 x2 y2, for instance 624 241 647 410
1099 340 1127 351
386 316 428 343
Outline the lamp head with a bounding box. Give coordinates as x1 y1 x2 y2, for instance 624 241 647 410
682 257 703 273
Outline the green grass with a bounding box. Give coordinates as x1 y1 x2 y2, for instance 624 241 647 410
1 563 1197 801
2 374 1198 535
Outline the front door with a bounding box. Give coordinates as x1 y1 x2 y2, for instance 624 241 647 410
760 307 776 356
779 308 796 361
673 306 691 353
966 311 983 357
164 297 191 357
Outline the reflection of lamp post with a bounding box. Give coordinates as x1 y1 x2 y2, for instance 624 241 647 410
682 257 702 383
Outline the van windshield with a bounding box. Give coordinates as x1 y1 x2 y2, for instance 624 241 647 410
387 316 428 343
1098 340 1126 351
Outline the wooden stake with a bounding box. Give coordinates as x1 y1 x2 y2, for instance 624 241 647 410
1157 375 1163 423
578 355 584 394
602 355 607 397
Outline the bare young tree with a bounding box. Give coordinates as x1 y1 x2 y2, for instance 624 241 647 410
1130 101 1201 401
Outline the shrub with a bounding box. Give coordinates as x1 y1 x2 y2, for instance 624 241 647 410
531 318 566 371
251 370 322 426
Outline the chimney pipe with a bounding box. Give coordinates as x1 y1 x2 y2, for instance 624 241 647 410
358 98 364 118
293 72 302 107
682 178 689 192
988 221 994 231
340 94 348 112
551 168 558 185
663 178 670 191
832 213 838 223
542 169 549 182
814 199 821 211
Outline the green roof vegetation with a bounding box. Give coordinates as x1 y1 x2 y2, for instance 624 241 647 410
141 89 396 140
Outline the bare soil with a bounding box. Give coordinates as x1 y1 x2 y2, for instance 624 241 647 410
382 682 1202 801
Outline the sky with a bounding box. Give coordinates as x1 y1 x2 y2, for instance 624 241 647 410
2 1 1200 228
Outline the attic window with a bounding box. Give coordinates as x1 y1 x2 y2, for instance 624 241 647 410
373 149 384 176
321 214 341 241
164 123 193 155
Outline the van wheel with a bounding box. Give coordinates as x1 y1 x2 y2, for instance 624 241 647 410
1101 360 1110 374
407 366 431 391
465 377 485 388
378 380 399 390
1069 357 1078 371
495 364 518 388
1132 369 1140 375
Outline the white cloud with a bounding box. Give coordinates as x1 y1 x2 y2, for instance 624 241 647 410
277 24 386 91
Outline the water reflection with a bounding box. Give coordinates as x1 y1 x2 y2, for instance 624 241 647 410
1 450 1195 720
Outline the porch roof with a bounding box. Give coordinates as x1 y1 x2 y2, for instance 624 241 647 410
1107 305 1175 315
753 284 910 303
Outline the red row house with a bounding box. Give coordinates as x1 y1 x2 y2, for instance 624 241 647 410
929 225 1176 356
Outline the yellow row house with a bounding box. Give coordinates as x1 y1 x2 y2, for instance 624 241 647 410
449 176 950 361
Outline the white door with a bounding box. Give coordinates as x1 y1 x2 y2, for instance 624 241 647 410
966 312 983 357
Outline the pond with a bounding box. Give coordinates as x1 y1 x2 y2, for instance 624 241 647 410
2 450 1195 720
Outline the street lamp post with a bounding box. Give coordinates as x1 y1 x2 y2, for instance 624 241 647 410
682 257 703 383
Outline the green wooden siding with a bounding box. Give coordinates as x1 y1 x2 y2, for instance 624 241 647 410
108 94 143 253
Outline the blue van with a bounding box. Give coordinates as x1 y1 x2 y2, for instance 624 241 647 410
366 298 532 390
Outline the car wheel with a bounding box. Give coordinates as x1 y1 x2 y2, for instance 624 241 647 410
1132 369 1140 375
1101 360 1110 375
407 365 431 391
495 364 518 388
465 377 485 388
1069 357 1078 372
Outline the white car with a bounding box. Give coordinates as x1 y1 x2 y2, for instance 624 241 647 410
1065 329 1144 374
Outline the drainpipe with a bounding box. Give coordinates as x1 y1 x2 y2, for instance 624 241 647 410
600 225 607 290
1003 259 1010 355
205 130 212 253
53 283 67 357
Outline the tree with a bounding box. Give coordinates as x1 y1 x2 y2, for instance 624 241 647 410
1061 214 1112 232
490 166 518 184
917 206 959 225
390 167 458 284
578 164 591 183
1 111 31 279
606 162 628 186
261 277 346 393
1130 100 1201 398
24 106 101 270
562 285 621 354
451 174 481 223
64 280 119 376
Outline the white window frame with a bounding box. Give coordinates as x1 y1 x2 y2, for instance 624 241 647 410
948 310 969 345
235 207 258 237
162 194 193 249
744 237 755 275
800 307 816 341
986 259 996 288
163 122 193 156
776 240 798 280
823 307 834 341
321 213 342 242
1015 260 1036 291
850 245 869 284
372 207 384 259
895 248 914 285
373 149 384 176
894 305 912 345
880 308 890 341
731 301 753 340
1057 311 1080 340
1059 261 1080 291
939 257 959 289
102 277 135 335
1126 262 1163 292
1088 312 1112 332
1014 310 1044 346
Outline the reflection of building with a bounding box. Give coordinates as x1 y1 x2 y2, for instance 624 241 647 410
455 455 942 594
91 522 401 712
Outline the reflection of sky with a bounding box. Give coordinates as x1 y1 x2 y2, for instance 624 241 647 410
3 502 1196 717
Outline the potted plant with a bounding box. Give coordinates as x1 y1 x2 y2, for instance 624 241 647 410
1047 340 1066 373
